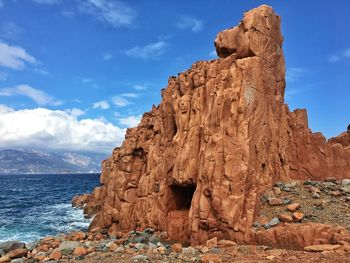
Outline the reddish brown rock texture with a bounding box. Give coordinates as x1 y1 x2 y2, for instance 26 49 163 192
83 5 350 247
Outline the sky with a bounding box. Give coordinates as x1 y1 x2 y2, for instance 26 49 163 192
0 0 349 154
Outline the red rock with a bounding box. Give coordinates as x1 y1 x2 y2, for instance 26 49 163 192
7 248 27 259
73 246 88 256
109 242 118 252
292 212 304 222
206 237 218 248
50 249 62 260
217 240 237 248
80 4 350 247
273 187 282 195
201 254 222 263
278 213 293 223
171 243 183 253
0 255 10 263
35 254 46 261
94 233 103 241
304 244 340 252
309 186 321 193
72 193 90 208
36 244 49 252
287 203 300 212
330 190 343 196
269 198 283 206
70 231 86 241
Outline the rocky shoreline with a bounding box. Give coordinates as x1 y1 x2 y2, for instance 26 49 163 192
1 226 349 263
1 178 349 262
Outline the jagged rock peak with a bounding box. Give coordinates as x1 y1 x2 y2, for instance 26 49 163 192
214 5 283 58
79 5 350 248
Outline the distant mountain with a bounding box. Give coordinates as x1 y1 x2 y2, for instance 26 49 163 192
0 149 106 174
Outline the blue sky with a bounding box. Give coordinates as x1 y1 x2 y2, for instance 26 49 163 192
0 0 349 154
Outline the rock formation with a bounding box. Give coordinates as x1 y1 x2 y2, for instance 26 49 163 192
80 5 350 246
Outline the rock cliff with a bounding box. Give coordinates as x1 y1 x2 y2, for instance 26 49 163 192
81 5 350 246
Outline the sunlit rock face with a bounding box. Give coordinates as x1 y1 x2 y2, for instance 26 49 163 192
83 5 350 245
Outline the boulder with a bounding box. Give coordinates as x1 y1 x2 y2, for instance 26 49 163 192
0 242 24 254
57 241 81 256
6 248 27 259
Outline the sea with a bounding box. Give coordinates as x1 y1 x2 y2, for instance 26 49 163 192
0 173 100 243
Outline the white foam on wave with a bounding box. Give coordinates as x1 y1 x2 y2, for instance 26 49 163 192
0 202 92 243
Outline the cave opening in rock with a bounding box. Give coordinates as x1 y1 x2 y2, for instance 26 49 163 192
170 184 196 210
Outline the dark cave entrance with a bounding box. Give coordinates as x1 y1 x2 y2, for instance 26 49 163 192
169 184 196 210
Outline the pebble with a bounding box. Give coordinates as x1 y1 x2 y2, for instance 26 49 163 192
287 203 300 212
312 192 320 199
278 213 293 223
171 243 182 253
253 221 260 228
268 198 283 206
131 254 148 262
292 212 304 222
282 198 292 205
182 246 197 256
341 179 350 186
115 247 124 253
143 228 155 234
268 217 280 227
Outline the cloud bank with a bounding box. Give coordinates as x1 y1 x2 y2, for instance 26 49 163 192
0 106 126 153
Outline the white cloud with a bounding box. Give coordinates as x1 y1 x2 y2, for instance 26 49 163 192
133 84 147 90
0 72 7 80
118 114 141 127
65 108 85 117
0 104 13 113
125 41 166 60
121 92 138 98
79 0 137 28
82 78 93 83
34 68 50 75
1 22 23 40
286 67 306 83
176 15 203 32
329 55 340 63
32 0 61 4
0 107 125 153
0 42 36 70
112 96 131 107
103 53 112 60
0 84 62 106
328 48 350 63
61 10 75 18
93 100 110 110
343 49 350 58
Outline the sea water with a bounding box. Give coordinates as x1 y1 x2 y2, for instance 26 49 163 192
0 173 100 243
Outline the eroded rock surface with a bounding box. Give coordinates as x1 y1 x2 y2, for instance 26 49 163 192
81 5 350 247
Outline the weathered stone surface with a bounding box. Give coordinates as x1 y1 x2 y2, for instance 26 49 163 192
304 244 340 252
72 194 90 208
80 4 350 247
